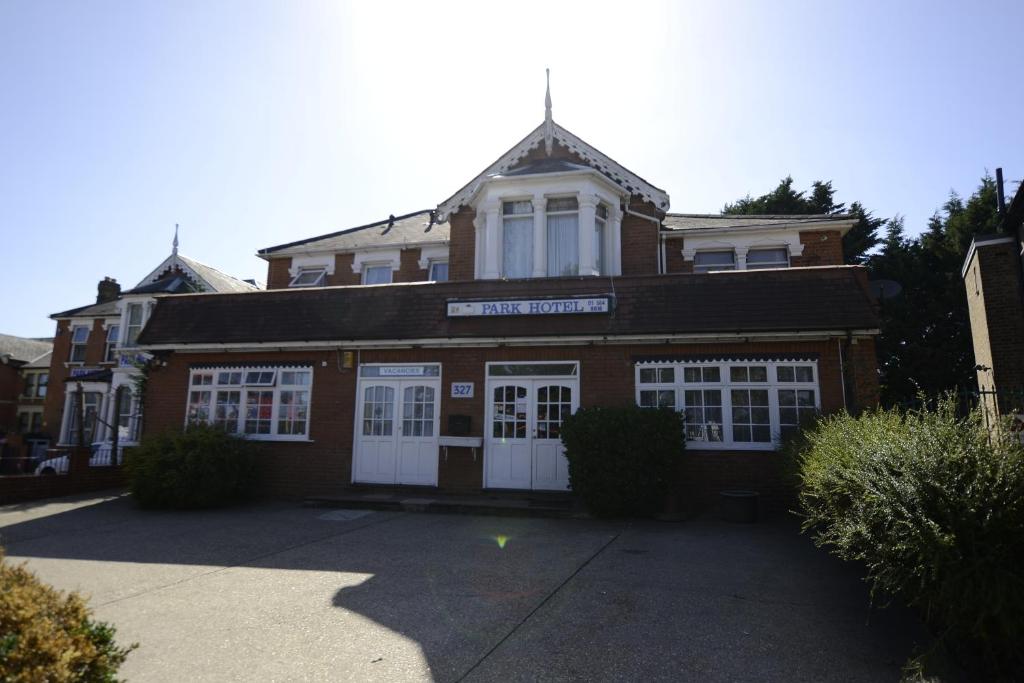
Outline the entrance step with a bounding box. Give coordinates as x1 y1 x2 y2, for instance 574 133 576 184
304 490 580 519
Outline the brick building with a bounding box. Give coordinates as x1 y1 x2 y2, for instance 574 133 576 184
963 176 1024 415
0 334 53 470
44 233 259 456
136 93 880 508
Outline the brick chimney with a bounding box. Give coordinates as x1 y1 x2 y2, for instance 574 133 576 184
96 277 121 304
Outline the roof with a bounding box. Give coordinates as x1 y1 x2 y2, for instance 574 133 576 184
138 267 878 348
0 334 53 366
123 274 204 295
436 121 671 220
258 210 449 258
50 299 120 320
663 214 857 234
131 253 260 294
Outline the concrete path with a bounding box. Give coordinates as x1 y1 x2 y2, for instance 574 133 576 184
0 493 925 682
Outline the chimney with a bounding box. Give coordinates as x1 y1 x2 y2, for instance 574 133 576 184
996 167 1006 219
96 277 121 304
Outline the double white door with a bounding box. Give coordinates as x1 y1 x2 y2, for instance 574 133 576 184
486 379 578 490
354 379 440 485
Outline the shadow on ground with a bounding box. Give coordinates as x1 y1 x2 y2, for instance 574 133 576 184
0 494 927 682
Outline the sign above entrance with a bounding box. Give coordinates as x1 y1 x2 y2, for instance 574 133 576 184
360 365 441 378
447 296 611 318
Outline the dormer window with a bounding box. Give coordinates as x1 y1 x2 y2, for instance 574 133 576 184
746 248 789 270
546 196 579 276
502 200 533 278
694 250 736 273
362 264 393 285
289 267 326 287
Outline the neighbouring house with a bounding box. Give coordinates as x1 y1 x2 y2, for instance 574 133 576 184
963 171 1024 417
0 334 53 471
135 89 880 508
44 232 260 456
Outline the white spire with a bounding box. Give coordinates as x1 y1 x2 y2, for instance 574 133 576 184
172 223 179 255
544 68 553 156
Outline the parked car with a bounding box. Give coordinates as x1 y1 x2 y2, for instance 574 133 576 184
34 443 121 475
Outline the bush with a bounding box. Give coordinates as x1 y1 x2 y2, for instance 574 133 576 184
0 549 135 682
560 406 684 517
127 424 260 509
795 397 1024 677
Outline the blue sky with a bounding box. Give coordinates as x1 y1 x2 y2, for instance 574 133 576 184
2 0 1022 337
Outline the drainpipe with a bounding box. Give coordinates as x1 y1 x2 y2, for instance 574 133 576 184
622 199 663 274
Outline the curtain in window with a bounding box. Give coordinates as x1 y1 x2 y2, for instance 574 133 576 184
547 213 579 276
502 217 533 278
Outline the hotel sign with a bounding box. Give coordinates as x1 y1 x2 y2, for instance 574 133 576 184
447 297 611 318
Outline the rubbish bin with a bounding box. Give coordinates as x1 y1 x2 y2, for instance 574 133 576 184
719 489 759 523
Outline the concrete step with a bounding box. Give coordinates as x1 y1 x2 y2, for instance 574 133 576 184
303 491 581 519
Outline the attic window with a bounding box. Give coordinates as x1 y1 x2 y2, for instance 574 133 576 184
289 267 326 288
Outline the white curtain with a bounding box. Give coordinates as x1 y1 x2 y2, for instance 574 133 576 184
547 214 579 276
593 219 605 275
503 217 533 278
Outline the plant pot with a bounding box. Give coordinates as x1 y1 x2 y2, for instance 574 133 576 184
719 489 759 523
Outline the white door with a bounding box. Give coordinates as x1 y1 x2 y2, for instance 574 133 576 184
354 380 439 485
486 378 577 491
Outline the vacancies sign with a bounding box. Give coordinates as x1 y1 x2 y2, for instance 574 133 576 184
447 296 611 317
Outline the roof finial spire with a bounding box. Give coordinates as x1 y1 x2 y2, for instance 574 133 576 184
544 68 554 156
172 223 179 255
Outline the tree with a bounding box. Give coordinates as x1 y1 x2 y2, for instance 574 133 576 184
723 176 882 264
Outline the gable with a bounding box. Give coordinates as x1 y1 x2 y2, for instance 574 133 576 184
436 121 670 220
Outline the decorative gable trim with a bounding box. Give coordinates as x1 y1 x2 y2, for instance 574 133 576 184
135 255 207 291
436 122 670 220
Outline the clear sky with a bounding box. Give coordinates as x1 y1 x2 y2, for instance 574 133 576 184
2 0 1022 338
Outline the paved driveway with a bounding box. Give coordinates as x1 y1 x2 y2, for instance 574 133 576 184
0 493 924 682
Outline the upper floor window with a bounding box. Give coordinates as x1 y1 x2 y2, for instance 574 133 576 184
22 371 47 398
693 250 735 273
428 260 449 282
747 248 789 270
289 267 326 287
362 264 392 285
69 326 89 362
547 197 579 276
124 303 145 347
105 325 120 362
502 200 533 279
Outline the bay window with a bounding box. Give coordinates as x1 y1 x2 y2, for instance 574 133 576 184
124 303 145 347
66 392 101 443
594 203 608 275
546 197 579 276
502 200 534 278
636 360 820 449
105 325 120 362
186 366 313 440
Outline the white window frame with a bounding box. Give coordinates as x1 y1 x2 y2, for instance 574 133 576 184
427 259 449 282
184 366 314 441
288 267 327 287
693 250 736 273
22 371 47 399
545 195 580 277
69 325 89 363
104 324 120 363
746 247 791 270
361 263 393 285
634 360 820 450
123 303 146 348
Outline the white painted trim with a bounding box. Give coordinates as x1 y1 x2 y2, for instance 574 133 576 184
351 249 401 274
961 235 1015 279
417 245 449 271
288 254 336 278
681 230 805 264
663 219 857 238
141 329 881 353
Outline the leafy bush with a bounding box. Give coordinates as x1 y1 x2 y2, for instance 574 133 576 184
127 424 259 509
0 549 135 682
560 406 684 517
795 398 1024 676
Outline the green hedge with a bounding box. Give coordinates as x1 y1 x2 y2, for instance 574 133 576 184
1 549 135 682
560 406 684 517
127 424 260 509
795 398 1024 677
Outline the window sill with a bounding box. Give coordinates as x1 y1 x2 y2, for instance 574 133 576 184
238 435 314 443
685 441 778 452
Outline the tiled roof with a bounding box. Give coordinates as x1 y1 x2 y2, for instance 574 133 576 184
175 255 262 293
0 334 53 365
50 299 120 320
138 267 878 347
258 210 449 258
663 214 856 232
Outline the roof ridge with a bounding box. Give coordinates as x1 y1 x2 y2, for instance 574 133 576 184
666 213 853 220
258 209 435 255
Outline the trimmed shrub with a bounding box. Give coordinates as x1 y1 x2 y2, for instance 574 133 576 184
560 406 684 517
0 549 135 682
795 398 1024 676
127 424 259 509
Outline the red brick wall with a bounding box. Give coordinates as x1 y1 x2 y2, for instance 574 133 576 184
266 258 292 289
663 243 693 274
0 364 20 431
265 251 431 289
620 199 661 275
41 318 111 442
792 230 844 267
142 338 875 505
448 207 476 282
966 241 1024 403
